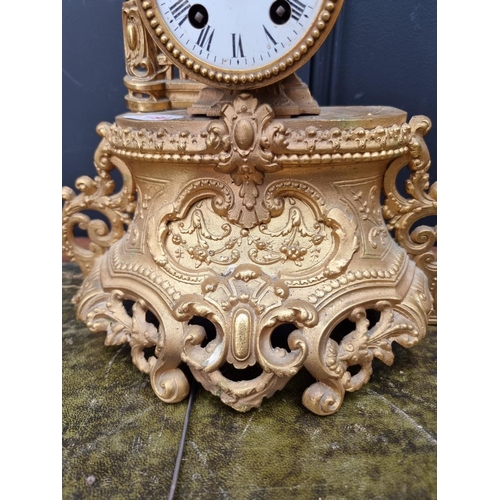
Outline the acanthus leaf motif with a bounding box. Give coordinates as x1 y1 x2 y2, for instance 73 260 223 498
84 289 159 374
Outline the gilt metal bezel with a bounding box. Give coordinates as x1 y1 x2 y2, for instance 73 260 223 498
138 0 344 90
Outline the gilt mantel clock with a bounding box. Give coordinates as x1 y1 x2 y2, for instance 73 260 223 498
63 0 437 415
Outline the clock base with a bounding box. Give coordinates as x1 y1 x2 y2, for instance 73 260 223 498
62 98 437 415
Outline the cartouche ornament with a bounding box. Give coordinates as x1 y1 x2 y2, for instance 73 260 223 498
62 0 437 416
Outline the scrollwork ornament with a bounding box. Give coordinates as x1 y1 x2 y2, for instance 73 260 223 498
336 302 421 392
82 289 159 375
62 124 136 276
123 1 158 81
302 379 345 416
300 296 427 416
208 93 284 227
383 115 437 323
162 268 321 411
150 365 190 403
65 98 435 417
122 0 177 111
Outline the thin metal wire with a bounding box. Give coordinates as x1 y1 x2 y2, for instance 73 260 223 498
168 379 196 500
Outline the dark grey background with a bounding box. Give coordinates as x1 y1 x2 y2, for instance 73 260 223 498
62 0 436 190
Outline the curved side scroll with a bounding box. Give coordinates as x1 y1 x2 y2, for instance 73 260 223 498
77 268 189 403
382 116 437 324
62 124 136 276
80 288 159 375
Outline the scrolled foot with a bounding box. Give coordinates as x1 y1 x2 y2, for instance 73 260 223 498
151 366 190 403
302 380 345 416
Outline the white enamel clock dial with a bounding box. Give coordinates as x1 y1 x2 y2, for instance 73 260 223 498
141 0 343 89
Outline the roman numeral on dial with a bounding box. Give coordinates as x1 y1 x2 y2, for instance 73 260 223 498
290 0 307 21
232 33 245 58
170 0 190 25
196 25 215 51
263 25 278 49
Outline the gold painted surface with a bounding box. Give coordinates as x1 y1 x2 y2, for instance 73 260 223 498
62 96 437 415
233 309 251 362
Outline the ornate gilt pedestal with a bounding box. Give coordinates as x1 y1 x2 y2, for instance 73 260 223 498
62 95 436 416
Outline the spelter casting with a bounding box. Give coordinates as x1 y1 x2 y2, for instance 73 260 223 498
62 94 436 415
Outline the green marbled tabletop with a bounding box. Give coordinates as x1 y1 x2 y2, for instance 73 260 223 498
63 263 437 500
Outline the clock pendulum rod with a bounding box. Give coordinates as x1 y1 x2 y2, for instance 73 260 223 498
168 379 197 500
